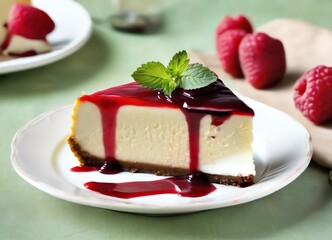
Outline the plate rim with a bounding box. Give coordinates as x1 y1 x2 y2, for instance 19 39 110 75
0 0 92 74
11 99 313 215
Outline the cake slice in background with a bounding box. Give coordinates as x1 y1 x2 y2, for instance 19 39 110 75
0 0 55 57
2 3 55 56
0 0 31 49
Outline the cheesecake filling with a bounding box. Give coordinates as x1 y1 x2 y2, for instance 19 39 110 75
71 80 255 180
2 35 51 56
73 103 255 176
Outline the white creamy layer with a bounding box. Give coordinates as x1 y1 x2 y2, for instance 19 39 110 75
116 105 190 169
2 35 51 55
199 114 254 176
71 101 105 157
72 101 255 177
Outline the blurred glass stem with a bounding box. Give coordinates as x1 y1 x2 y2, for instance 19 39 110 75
110 0 175 33
110 11 161 33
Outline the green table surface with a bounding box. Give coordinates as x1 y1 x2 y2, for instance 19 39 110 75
1 0 331 239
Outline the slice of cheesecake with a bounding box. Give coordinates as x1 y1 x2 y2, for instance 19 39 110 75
0 0 31 47
68 80 255 187
1 1 55 56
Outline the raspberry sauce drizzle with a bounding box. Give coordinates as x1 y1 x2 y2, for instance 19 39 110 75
70 166 99 172
71 166 216 198
77 80 254 198
70 160 122 174
84 173 216 199
184 112 202 171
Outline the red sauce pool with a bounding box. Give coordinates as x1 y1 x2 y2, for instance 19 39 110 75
71 165 216 198
84 172 216 199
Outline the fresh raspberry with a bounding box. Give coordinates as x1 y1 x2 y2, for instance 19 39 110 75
239 32 286 89
294 65 332 124
2 3 55 50
216 29 247 78
216 15 253 37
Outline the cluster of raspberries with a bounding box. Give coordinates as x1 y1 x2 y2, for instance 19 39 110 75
216 15 332 125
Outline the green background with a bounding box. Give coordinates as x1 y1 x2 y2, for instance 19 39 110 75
1 0 331 239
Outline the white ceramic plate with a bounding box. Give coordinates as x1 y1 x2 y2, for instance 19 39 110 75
0 0 92 74
11 98 312 215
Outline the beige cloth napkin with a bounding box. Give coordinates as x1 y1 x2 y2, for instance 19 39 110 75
189 18 332 169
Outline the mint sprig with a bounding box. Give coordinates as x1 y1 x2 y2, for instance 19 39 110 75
130 61 177 95
131 50 217 95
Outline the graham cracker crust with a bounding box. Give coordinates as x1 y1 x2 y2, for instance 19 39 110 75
67 136 254 187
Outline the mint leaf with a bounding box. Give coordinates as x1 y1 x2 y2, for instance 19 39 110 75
162 79 178 96
131 50 218 95
180 63 217 90
167 50 190 78
131 61 176 94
